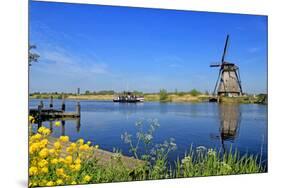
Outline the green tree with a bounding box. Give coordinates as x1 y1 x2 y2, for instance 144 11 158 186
189 89 201 96
28 44 40 66
159 89 169 101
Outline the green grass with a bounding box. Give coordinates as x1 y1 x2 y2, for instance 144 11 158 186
80 146 265 184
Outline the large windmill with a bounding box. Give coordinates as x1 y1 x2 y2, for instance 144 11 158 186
210 35 243 97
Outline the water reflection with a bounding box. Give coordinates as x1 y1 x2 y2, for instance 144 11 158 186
34 118 81 136
218 104 241 151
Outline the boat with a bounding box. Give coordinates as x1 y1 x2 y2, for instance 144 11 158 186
113 92 144 103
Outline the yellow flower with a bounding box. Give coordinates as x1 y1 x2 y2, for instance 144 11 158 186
38 127 51 136
29 116 35 123
74 158 81 164
39 139 48 148
31 133 42 141
56 179 63 185
59 136 69 142
29 166 38 175
70 143 77 148
71 181 77 185
74 164 81 171
56 168 65 176
66 146 74 153
39 148 49 158
87 141 91 145
77 138 84 145
40 167 49 174
65 155 73 164
79 144 90 151
58 158 65 163
55 121 61 127
51 158 58 165
48 149 56 155
83 175 91 182
38 159 48 167
46 181 54 186
29 143 40 154
95 145 99 149
54 141 61 150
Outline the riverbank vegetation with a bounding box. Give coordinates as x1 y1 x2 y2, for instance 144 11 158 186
29 117 265 187
29 90 267 104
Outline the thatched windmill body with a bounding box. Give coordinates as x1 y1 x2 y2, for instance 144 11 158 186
210 35 243 97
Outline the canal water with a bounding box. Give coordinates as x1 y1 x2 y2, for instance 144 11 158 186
29 99 268 166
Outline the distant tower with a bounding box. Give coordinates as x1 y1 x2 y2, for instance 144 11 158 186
77 88 80 95
210 35 243 97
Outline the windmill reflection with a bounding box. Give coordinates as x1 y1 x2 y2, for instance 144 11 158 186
218 104 241 152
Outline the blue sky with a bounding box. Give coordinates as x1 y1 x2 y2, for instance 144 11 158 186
29 1 267 94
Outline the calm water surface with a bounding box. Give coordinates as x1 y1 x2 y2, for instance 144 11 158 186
29 99 268 165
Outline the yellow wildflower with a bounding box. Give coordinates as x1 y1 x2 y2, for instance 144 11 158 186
31 133 42 141
38 127 51 136
77 138 84 145
95 145 99 149
39 139 48 148
79 144 90 151
55 121 61 127
51 158 58 165
59 136 69 142
74 158 81 164
40 167 49 174
46 181 54 186
29 166 38 175
74 164 81 171
65 155 73 164
66 146 74 153
58 158 65 163
71 181 77 185
39 148 49 158
87 141 91 145
29 116 35 123
48 149 56 155
83 175 91 182
56 179 63 185
56 168 65 176
29 143 40 154
38 159 48 167
70 143 77 148
54 141 61 150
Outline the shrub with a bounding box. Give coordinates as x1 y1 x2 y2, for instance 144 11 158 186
189 89 201 96
159 89 169 101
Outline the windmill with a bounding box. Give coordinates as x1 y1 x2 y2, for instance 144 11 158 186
210 35 243 97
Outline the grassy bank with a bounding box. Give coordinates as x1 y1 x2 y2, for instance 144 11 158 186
29 93 210 103
29 117 265 187
29 126 264 187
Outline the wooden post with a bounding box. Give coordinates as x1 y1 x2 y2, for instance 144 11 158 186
76 102 81 117
76 118 81 133
50 96 53 108
40 100 44 109
61 96 66 112
61 120 65 136
49 120 53 132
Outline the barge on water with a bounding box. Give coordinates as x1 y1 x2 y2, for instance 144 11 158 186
113 92 144 103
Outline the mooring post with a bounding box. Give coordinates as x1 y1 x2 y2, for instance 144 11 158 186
40 100 44 109
61 96 66 112
76 117 81 133
76 101 81 117
50 96 53 108
61 120 65 136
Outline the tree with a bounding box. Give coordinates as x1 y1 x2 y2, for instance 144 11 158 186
189 89 201 96
159 89 169 101
28 44 40 66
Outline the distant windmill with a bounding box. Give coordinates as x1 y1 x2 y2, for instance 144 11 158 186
210 35 243 97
